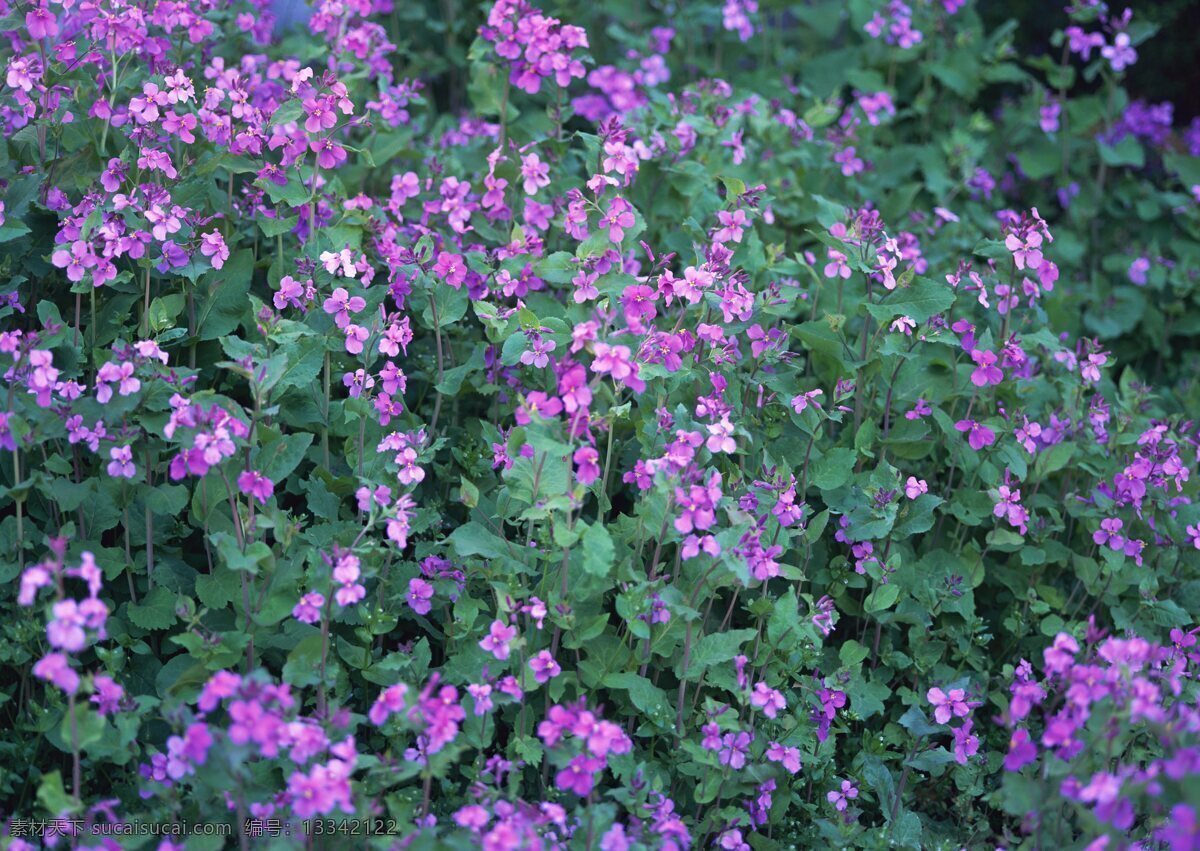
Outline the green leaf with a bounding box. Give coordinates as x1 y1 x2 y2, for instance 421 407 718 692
255 431 313 482
898 705 941 736
196 250 253 341
263 340 324 395
866 277 956 324
581 523 614 577
1034 442 1074 478
685 628 758 673
1098 136 1144 169
145 484 188 516
839 639 870 667
865 583 900 613
195 570 240 610
449 522 510 560
258 215 298 238
813 447 856 491
127 587 179 631
604 672 672 724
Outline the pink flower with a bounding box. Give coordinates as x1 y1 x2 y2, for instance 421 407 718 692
433 251 467 288
600 197 635 243
199 231 229 269
33 652 79 694
1004 230 1043 271
750 682 786 718
479 619 517 660
927 686 972 724
766 742 802 774
322 287 365 328
520 152 550 195
591 343 646 394
904 476 928 499
823 249 852 279
1101 32 1137 72
791 389 823 414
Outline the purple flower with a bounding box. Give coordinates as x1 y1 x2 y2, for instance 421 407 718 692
827 779 859 811
718 731 752 770
953 719 980 765
107 445 136 479
1004 728 1037 771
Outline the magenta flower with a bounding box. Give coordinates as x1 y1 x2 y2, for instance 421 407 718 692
555 754 603 796
25 5 58 39
906 398 932 420
292 592 325 624
90 675 125 716
573 446 601 485
750 682 786 718
969 349 1004 387
766 742 802 774
479 619 517 660
953 719 980 765
528 650 562 683
407 578 434 615
955 419 996 450
237 470 274 505
369 684 408 726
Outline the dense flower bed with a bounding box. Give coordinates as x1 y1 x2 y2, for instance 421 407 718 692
2 0 1200 848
